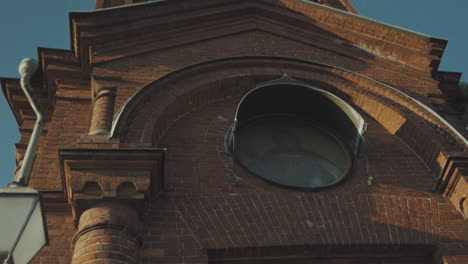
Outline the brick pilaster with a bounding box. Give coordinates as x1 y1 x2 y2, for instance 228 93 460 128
59 149 164 263
72 202 140 264
89 87 116 136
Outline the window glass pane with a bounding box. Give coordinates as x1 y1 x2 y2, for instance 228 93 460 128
12 201 46 264
236 117 351 189
0 195 35 253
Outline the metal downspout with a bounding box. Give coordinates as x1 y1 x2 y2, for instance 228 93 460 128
10 58 43 186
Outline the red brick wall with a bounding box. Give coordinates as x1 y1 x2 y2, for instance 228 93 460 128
134 98 467 263
29 99 91 190
95 29 442 117
34 209 75 263
31 60 467 263
20 1 467 263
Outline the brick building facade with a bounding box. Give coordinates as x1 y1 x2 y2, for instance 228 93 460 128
1 0 468 263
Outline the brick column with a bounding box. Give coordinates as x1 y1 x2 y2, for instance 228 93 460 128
89 87 116 135
60 149 164 263
72 202 140 264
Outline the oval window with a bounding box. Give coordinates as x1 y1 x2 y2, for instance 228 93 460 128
226 74 366 189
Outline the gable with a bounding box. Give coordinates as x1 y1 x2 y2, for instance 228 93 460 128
70 0 445 74
95 0 359 14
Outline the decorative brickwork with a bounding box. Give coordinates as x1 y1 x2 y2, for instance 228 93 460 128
89 87 116 135
1 0 467 263
72 202 141 264
59 149 163 263
111 57 464 179
59 148 164 221
436 155 468 219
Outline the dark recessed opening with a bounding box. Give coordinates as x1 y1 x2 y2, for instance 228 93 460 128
235 116 351 188
226 74 365 189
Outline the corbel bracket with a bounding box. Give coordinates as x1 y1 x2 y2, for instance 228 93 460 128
435 155 468 219
59 148 165 222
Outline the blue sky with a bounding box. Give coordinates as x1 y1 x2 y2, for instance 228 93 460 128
1 0 467 186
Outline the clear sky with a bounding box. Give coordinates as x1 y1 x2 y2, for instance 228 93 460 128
0 0 467 186
0 0 95 186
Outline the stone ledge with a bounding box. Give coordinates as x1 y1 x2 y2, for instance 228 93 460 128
59 148 165 222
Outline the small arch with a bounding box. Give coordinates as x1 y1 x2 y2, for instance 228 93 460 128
116 182 137 198
82 182 103 196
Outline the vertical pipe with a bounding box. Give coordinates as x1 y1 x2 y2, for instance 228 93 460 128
12 58 43 186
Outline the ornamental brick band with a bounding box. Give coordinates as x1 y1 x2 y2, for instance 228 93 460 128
59 148 164 221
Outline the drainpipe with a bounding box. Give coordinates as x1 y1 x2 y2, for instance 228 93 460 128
9 58 43 187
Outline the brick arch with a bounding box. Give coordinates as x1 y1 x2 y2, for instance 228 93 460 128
111 56 465 173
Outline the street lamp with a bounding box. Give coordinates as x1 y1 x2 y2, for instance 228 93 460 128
0 186 48 264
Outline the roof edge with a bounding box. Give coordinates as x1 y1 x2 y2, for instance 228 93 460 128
0 77 22 126
295 0 445 41
68 0 445 42
339 0 358 14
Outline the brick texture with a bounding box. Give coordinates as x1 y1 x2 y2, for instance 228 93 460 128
33 210 76 263
72 202 141 264
137 98 467 263
1 1 466 263
89 88 116 135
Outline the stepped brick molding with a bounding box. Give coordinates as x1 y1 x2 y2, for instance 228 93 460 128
59 148 165 221
436 155 468 219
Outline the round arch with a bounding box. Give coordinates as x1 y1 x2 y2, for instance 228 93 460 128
111 56 465 175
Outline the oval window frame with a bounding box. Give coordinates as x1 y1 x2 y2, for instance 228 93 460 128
225 74 366 190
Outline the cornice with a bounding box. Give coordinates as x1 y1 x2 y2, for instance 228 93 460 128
436 155 468 219
68 0 446 70
59 148 165 221
1 78 23 125
1 48 91 128
38 48 91 104
95 0 358 13
338 0 357 14
2 0 454 132
0 77 47 132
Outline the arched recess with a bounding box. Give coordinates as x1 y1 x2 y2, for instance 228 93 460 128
111 56 466 176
